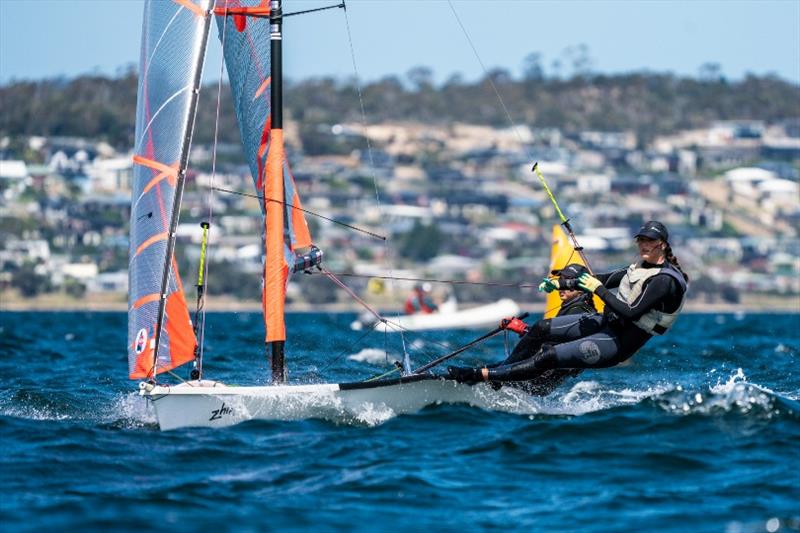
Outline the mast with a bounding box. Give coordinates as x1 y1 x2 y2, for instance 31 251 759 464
269 0 286 383
150 5 213 376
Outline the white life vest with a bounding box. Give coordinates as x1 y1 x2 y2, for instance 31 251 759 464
617 261 687 335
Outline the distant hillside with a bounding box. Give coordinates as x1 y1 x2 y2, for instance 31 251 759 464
1 67 798 150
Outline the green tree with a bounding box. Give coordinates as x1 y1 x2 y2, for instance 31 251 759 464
11 262 51 297
398 220 443 262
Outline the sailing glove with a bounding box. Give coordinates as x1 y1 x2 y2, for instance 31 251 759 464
578 273 602 293
500 317 529 336
538 278 559 293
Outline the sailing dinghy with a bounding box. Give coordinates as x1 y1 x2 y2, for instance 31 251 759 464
131 0 543 430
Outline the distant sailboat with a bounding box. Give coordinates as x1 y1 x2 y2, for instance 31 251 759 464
130 0 535 430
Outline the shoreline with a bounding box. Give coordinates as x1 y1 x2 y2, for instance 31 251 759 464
2 295 798 314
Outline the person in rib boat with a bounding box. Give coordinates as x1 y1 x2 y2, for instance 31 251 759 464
447 221 689 386
404 282 439 315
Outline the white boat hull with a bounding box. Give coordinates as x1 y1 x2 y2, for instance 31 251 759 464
141 375 527 430
352 298 520 332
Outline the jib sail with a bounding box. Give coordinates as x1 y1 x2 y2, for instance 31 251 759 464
215 1 315 344
128 0 213 379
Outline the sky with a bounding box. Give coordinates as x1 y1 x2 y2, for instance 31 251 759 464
0 0 799 86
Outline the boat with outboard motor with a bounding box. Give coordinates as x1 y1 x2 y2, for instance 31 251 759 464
351 297 521 332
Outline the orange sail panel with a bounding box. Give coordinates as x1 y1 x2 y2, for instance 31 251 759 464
263 129 289 342
216 2 316 344
544 225 604 319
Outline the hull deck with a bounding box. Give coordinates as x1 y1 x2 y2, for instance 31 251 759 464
141 374 534 430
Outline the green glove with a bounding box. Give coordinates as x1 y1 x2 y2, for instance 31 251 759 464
578 273 602 293
538 278 559 293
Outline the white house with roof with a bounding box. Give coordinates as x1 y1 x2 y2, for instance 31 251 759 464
0 160 28 181
85 156 133 193
0 160 28 199
725 166 799 216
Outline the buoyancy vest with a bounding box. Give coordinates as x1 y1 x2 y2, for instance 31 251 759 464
617 261 688 335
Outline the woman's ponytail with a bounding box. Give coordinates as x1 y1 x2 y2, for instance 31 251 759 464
665 244 689 282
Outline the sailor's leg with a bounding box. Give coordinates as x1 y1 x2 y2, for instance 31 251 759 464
494 319 552 366
550 332 622 369
495 313 603 366
547 313 605 341
486 330 621 382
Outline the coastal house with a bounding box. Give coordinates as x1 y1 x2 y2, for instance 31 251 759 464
0 160 28 199
85 156 133 193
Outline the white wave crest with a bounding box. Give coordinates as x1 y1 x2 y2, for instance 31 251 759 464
657 368 777 417
347 348 391 365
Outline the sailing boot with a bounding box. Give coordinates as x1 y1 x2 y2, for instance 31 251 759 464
447 366 484 385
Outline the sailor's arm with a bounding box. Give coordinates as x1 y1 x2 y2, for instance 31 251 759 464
594 275 676 320
553 268 625 292
595 268 626 289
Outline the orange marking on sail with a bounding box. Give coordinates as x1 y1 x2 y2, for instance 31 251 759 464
130 343 154 379
142 169 178 195
173 0 206 18
264 129 287 343
135 232 168 257
290 191 312 249
133 293 160 309
256 115 271 192
163 290 197 370
254 76 271 100
133 155 179 177
213 5 271 16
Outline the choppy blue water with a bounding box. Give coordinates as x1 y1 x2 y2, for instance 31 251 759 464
1 311 798 532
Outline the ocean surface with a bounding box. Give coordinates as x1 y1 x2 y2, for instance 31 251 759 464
1 311 798 532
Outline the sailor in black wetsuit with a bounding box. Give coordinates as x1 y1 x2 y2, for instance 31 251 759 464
448 221 689 386
489 263 597 394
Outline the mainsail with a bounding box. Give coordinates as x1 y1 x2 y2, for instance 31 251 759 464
128 0 213 379
215 0 315 345
545 224 604 318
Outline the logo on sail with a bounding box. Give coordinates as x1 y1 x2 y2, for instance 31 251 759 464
134 328 148 355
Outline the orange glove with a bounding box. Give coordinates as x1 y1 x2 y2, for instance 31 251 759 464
499 317 529 336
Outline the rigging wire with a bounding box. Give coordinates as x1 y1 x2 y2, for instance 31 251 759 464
310 270 541 289
446 0 534 159
211 186 386 240
448 1 591 261
195 8 231 378
339 3 409 369
308 318 383 378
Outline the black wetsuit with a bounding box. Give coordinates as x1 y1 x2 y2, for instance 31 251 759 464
486 262 686 384
488 292 595 395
